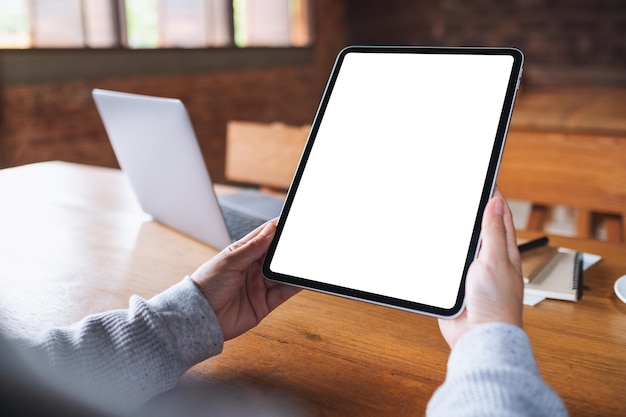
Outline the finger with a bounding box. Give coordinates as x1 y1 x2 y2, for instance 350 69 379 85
266 282 302 311
492 187 520 266
493 184 504 200
501 198 522 271
228 218 277 251
220 220 276 269
478 197 510 266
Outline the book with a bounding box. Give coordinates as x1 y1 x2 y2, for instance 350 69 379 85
521 245 560 284
524 250 584 302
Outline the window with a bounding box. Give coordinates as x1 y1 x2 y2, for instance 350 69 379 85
0 0 30 48
127 0 231 48
233 0 311 47
84 0 119 47
0 0 312 49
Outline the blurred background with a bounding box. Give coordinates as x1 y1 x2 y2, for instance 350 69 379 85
1 0 625 238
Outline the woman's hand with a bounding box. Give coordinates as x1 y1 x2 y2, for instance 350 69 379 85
438 192 524 348
191 219 300 341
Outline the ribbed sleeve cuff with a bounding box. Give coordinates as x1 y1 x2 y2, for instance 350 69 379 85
146 276 224 370
446 322 538 379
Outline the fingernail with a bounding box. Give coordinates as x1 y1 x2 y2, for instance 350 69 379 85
493 197 504 216
259 221 274 239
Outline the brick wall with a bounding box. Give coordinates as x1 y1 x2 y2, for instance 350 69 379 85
3 0 625 178
0 0 348 183
347 0 626 87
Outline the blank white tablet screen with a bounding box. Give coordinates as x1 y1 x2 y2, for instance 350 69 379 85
268 50 515 311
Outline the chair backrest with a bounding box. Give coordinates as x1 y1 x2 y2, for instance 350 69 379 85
498 130 626 242
225 120 310 191
225 120 626 242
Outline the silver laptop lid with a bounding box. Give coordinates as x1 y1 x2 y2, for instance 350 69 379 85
92 88 232 249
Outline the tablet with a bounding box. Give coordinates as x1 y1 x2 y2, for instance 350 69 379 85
262 46 524 318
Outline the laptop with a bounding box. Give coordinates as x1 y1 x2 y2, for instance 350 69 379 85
92 88 284 250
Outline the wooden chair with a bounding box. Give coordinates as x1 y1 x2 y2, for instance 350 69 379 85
225 110 626 244
498 130 626 243
225 120 310 193
499 87 626 244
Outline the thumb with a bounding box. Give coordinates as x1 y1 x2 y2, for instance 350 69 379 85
479 196 521 274
478 197 510 265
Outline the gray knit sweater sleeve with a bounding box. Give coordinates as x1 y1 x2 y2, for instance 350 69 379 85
28 276 224 412
427 322 569 417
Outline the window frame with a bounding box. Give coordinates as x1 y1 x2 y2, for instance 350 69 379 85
1 0 313 50
0 0 315 84
0 46 315 85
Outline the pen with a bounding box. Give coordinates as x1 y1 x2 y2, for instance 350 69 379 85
517 236 549 253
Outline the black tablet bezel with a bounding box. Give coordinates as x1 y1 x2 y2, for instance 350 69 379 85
262 45 524 318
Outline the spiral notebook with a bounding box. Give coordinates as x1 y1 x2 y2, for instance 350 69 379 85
521 244 560 284
524 250 584 302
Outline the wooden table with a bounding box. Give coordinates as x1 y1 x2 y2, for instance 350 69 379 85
1 161 625 416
